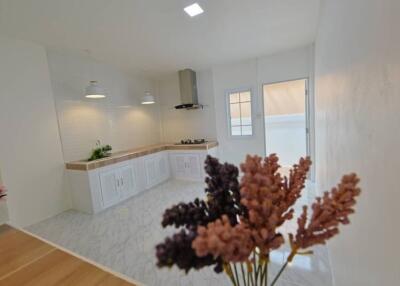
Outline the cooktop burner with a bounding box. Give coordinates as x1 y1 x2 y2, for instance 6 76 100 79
178 139 207 145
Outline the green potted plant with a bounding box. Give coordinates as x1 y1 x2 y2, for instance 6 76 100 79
88 141 113 161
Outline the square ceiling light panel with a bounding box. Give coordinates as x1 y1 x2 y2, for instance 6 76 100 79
184 3 204 17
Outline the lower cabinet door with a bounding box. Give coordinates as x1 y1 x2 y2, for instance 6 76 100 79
144 155 158 188
118 165 136 199
170 153 202 181
186 154 202 180
99 170 121 208
171 154 187 179
157 153 170 182
143 153 171 189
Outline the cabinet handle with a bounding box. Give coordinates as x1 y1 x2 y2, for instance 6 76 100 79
121 178 124 186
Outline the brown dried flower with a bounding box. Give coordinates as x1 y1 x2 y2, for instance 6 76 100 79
191 154 313 264
239 154 311 254
290 173 361 250
281 157 312 215
192 215 254 263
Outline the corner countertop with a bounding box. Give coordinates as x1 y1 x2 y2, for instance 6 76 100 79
65 141 219 171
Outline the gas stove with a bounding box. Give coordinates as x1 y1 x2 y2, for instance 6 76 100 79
177 139 207 145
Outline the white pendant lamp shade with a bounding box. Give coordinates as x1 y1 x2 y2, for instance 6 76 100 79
141 92 155 104
85 81 106 99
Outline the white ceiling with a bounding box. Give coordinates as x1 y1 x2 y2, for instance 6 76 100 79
0 0 320 77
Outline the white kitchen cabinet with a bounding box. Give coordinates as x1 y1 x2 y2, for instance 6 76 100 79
118 165 136 199
170 153 202 181
144 155 158 188
186 154 202 180
99 164 136 208
99 169 120 208
67 146 218 214
144 151 170 188
158 152 170 182
171 154 187 178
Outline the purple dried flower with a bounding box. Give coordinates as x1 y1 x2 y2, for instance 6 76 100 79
156 230 223 273
162 198 209 229
156 156 244 273
204 156 246 225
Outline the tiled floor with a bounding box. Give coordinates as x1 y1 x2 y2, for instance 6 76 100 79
27 180 333 286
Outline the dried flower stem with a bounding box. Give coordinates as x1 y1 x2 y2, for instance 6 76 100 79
260 262 268 286
233 263 240 286
224 263 238 286
265 264 268 286
253 252 258 285
256 263 263 285
270 260 289 286
270 248 298 286
247 261 254 286
240 263 247 286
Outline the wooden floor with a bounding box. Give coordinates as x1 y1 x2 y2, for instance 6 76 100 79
0 224 137 286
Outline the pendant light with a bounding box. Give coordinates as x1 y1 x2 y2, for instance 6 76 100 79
141 91 155 105
85 81 106 99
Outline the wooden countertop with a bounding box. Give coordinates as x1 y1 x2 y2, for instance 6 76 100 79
0 224 138 286
66 141 218 171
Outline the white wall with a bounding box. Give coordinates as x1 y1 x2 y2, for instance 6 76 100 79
158 70 217 142
0 37 69 227
212 59 261 165
0 200 8 224
47 49 161 162
315 0 400 285
212 46 314 166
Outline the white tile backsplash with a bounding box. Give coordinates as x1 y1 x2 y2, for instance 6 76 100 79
47 49 161 162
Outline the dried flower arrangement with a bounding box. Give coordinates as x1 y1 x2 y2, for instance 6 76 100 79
156 155 361 286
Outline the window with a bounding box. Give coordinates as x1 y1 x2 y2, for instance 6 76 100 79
227 90 253 136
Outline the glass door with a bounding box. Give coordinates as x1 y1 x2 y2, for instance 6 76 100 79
263 79 310 173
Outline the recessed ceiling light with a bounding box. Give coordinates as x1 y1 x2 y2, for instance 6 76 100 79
184 3 204 17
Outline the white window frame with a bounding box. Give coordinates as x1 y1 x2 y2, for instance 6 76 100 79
225 88 254 138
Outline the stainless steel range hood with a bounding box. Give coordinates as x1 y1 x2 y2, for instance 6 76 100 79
175 69 202 109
